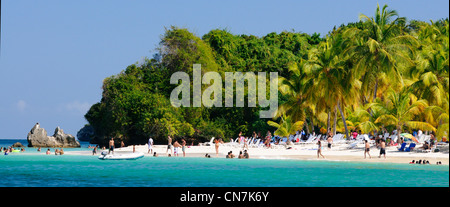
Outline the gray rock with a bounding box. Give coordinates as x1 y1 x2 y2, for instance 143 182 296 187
27 124 80 148
76 125 94 142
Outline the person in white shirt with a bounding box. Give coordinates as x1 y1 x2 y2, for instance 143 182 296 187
147 137 154 154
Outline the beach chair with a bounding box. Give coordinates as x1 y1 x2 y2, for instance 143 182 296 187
405 143 416 152
333 134 345 144
300 135 315 144
397 143 407 151
223 138 233 147
250 139 260 148
257 139 266 148
273 137 287 149
355 134 366 142
391 135 399 143
417 144 435 153
417 134 426 144
248 137 254 145
229 138 239 148
347 140 359 149
204 137 215 146
425 144 436 153
422 135 431 144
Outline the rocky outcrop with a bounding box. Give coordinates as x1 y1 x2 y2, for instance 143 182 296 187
12 142 24 148
76 125 94 142
27 123 80 148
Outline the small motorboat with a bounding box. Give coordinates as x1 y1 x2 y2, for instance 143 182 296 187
98 151 144 160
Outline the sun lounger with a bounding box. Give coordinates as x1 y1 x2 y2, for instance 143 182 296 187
273 137 287 149
331 134 346 144
204 137 215 146
397 143 407 151
390 134 398 143
250 138 260 148
298 134 316 144
422 135 431 144
416 145 435 153
347 140 359 149
405 143 416 152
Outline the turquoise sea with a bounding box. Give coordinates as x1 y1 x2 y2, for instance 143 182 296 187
1 139 448 187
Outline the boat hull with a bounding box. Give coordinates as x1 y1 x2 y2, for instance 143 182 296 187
98 152 144 160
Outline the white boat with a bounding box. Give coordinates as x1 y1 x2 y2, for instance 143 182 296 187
98 151 144 160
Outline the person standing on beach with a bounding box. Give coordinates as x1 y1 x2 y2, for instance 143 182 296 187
148 137 154 154
364 140 371 159
173 141 181 157
215 138 220 157
317 140 325 158
265 131 272 148
327 131 333 150
238 132 244 147
243 136 248 150
108 138 115 155
167 136 173 155
181 138 186 157
379 139 386 159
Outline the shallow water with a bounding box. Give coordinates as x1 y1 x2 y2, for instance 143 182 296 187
0 153 448 187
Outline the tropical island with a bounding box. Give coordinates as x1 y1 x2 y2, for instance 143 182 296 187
83 4 449 149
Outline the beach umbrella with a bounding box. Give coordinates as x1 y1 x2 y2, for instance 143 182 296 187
400 133 419 143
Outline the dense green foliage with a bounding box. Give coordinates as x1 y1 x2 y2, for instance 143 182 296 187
85 5 449 146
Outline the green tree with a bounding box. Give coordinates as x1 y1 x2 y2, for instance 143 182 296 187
267 114 304 139
347 3 418 104
368 88 436 141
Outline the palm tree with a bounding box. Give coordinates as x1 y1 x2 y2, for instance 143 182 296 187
277 61 315 132
304 32 358 139
409 20 449 106
368 88 436 141
424 96 449 141
267 114 304 139
345 3 418 104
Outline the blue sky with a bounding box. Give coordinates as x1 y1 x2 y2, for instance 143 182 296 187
0 0 448 139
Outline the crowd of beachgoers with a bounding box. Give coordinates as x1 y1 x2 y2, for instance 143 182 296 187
96 128 447 164
2 129 448 165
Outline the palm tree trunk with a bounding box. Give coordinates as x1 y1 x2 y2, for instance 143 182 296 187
327 110 331 135
333 106 337 135
369 78 379 121
310 115 315 134
338 101 350 139
373 78 378 102
396 125 402 144
304 121 310 135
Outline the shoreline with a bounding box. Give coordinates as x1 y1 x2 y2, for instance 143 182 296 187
63 143 449 165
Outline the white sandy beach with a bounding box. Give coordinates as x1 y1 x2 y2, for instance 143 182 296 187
66 142 449 165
